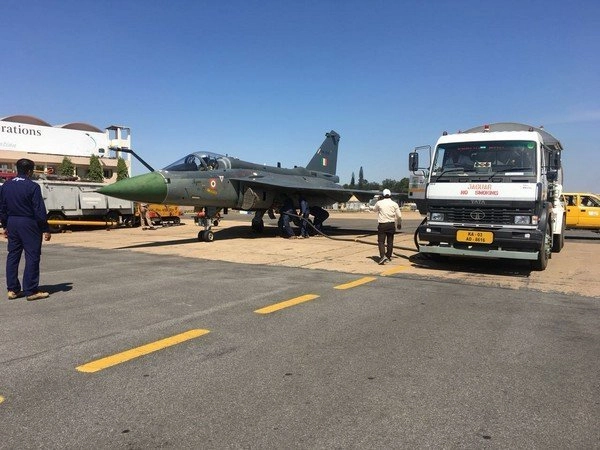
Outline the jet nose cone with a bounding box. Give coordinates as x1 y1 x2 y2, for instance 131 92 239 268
97 172 167 203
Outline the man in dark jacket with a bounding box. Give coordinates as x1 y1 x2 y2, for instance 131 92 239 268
0 159 51 301
298 195 310 238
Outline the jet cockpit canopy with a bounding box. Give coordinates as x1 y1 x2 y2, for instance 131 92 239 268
163 152 225 172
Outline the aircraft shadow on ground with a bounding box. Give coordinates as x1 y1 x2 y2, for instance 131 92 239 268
408 253 532 277
117 224 380 249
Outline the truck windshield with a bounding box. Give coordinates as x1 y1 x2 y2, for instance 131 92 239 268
163 152 225 172
432 140 536 175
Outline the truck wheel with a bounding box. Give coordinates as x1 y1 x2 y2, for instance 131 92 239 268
47 213 66 233
552 216 565 253
104 211 120 228
532 222 552 271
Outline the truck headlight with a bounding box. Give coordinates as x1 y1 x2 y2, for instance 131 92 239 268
430 212 445 222
514 215 531 225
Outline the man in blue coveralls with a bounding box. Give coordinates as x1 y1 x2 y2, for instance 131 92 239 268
0 159 51 301
298 195 310 238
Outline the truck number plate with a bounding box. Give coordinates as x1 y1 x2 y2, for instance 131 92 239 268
456 230 494 244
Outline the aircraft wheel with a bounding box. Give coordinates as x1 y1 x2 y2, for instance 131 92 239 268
197 231 204 241
203 230 215 242
213 219 220 227
251 220 264 233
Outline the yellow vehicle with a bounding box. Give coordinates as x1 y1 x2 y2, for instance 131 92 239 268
136 203 182 226
561 193 600 231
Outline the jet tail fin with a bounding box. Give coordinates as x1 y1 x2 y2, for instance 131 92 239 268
306 130 340 175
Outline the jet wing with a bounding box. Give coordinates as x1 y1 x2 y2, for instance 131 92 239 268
228 175 379 203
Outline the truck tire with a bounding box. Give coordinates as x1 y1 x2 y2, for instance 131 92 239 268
532 221 552 271
47 212 66 233
104 211 120 228
552 215 565 253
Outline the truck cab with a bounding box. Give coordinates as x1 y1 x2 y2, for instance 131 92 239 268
409 122 565 271
562 193 600 231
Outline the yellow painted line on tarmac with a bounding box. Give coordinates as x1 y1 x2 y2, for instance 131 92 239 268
0 395 4 404
380 266 408 276
76 329 210 373
334 276 377 290
255 294 320 314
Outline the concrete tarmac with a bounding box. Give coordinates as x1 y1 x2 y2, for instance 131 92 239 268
0 211 598 448
47 210 599 298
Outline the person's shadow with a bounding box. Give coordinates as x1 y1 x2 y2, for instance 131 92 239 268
39 282 73 294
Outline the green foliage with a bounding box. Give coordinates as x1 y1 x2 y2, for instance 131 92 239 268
87 155 104 183
58 156 75 177
382 178 409 194
358 166 365 189
116 157 129 181
343 164 409 195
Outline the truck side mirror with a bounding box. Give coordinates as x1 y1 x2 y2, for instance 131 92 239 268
409 152 419 172
552 150 561 170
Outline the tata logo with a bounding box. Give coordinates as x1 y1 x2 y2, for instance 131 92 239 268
471 199 486 204
470 210 486 221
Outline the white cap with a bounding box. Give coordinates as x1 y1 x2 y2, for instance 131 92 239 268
382 189 391 197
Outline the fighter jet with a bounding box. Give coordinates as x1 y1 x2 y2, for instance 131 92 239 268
98 130 377 241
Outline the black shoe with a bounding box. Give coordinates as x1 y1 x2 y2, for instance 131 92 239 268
378 257 387 265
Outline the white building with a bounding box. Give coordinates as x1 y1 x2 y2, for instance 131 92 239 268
0 115 131 182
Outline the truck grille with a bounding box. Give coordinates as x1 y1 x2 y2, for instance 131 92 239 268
433 206 534 225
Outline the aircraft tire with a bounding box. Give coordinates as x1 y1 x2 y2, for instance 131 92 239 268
197 231 204 241
203 230 214 242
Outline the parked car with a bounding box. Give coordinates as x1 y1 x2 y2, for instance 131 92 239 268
561 192 600 231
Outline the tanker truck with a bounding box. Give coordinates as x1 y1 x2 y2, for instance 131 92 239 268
408 122 565 271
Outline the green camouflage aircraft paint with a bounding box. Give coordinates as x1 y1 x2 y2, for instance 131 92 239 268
99 131 377 241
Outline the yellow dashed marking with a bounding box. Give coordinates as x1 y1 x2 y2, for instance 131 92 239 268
380 266 408 276
0 395 4 404
255 294 320 314
76 329 210 373
334 276 377 290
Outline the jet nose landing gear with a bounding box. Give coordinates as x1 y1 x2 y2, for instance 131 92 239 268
198 229 214 242
195 207 220 242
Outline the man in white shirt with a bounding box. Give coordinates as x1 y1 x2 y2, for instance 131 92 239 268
372 189 402 264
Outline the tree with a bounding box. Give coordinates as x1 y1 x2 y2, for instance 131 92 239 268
350 172 355 187
364 181 380 190
87 155 104 182
358 166 365 189
382 177 409 194
116 157 129 181
58 156 75 177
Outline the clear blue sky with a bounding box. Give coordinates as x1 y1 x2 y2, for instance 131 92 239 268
2 0 599 191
